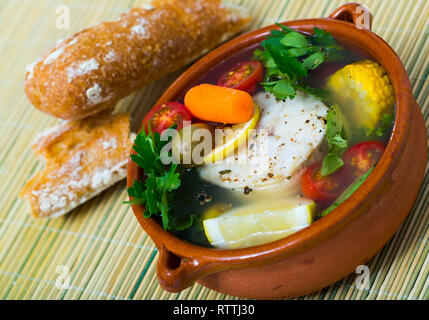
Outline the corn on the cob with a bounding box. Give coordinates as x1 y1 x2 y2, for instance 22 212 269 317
326 60 394 132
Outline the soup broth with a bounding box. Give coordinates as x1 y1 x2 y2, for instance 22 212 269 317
133 28 395 249
168 45 393 247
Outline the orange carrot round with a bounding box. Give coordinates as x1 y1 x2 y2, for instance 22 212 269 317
184 84 254 124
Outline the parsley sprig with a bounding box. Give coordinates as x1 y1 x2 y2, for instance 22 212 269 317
254 24 347 101
321 105 349 176
125 126 193 231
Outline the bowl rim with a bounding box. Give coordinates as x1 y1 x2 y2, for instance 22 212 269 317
127 17 411 265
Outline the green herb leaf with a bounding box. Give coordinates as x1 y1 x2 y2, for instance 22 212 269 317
326 105 343 143
326 105 348 149
331 133 348 149
125 126 191 232
288 47 312 57
124 180 146 206
275 23 297 35
280 31 309 48
321 105 349 176
145 174 159 215
321 153 344 177
265 43 307 78
271 80 296 100
301 52 325 70
160 163 181 192
311 27 338 46
255 25 346 101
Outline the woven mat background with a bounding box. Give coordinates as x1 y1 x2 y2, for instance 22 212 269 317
0 0 427 300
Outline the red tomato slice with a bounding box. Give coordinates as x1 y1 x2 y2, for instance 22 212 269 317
301 162 349 203
142 102 192 134
343 141 386 179
217 60 263 92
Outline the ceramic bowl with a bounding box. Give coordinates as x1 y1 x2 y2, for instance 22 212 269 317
127 2 427 298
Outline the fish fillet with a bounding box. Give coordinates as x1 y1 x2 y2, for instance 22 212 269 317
199 91 329 193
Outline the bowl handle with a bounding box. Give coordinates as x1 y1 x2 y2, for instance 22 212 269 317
328 2 373 30
156 245 224 292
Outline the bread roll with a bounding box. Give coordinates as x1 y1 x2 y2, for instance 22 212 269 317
24 0 251 120
20 112 134 218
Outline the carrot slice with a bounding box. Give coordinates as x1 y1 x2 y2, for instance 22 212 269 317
184 84 254 124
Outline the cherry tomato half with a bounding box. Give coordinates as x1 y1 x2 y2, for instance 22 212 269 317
217 60 263 93
301 162 349 203
142 102 192 134
343 141 386 179
302 141 386 203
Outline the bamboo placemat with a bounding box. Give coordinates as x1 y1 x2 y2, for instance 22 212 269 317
0 0 427 300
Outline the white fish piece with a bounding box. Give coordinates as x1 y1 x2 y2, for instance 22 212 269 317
198 91 329 193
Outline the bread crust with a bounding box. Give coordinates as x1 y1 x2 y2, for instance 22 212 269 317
24 0 250 120
19 113 133 218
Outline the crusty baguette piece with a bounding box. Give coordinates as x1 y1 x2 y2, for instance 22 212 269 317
20 113 134 218
24 0 251 120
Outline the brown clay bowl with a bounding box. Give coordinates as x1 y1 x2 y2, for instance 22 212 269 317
127 2 427 299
